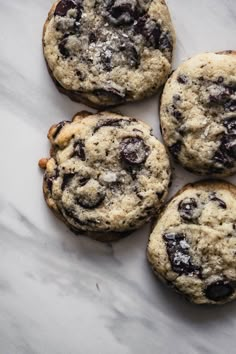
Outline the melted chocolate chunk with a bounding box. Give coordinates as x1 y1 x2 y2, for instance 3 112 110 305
52 121 69 139
163 232 201 276
135 15 172 52
223 117 236 134
213 135 236 168
77 176 90 186
45 176 53 192
169 141 182 160
64 208 96 226
209 192 227 209
93 87 126 103
89 33 97 43
61 173 75 190
208 83 236 112
94 118 127 133
178 198 199 222
101 50 112 71
58 38 70 58
159 32 173 51
62 173 90 190
45 169 59 192
120 137 150 165
225 99 236 112
106 0 138 26
54 0 77 17
136 16 161 48
205 280 234 302
120 42 140 68
72 140 86 160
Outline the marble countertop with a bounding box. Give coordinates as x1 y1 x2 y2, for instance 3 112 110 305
0 0 236 353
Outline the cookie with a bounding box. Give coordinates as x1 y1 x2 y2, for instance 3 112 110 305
43 0 175 108
39 111 171 242
147 180 236 304
160 51 236 176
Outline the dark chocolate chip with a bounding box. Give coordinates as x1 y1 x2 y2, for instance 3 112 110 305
72 140 86 161
177 75 188 84
76 70 85 80
169 141 182 160
167 105 183 121
163 232 201 276
178 198 199 222
173 94 181 103
156 191 165 199
58 38 70 58
204 280 234 302
173 109 182 121
120 137 150 165
209 192 227 209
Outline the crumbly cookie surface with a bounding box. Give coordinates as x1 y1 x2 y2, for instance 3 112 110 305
160 52 236 176
43 0 175 107
147 180 236 304
39 111 171 241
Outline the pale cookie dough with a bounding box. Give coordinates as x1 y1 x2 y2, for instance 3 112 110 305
39 111 171 241
43 0 175 108
160 51 236 177
147 180 236 304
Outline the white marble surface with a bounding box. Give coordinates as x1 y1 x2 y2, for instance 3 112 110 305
0 0 236 353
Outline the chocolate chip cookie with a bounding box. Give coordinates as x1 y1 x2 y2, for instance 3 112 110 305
160 51 236 176
147 180 236 304
43 0 175 108
39 111 171 241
